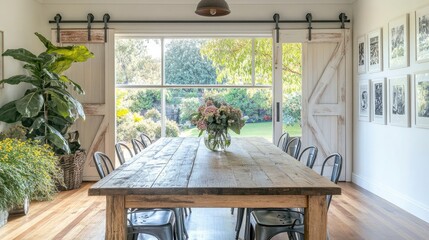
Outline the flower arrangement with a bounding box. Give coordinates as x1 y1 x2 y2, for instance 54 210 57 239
191 99 245 151
0 138 63 211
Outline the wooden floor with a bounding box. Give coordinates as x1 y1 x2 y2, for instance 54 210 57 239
1 182 428 240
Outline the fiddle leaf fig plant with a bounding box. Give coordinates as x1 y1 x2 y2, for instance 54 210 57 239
0 32 94 154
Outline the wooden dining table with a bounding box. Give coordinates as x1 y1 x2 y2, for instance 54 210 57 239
89 137 341 240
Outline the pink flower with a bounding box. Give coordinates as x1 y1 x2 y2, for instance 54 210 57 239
197 120 207 130
204 105 218 115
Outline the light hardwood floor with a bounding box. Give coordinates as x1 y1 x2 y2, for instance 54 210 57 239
1 182 428 240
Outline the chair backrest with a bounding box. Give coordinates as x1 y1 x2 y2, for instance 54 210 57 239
277 132 290 151
115 142 134 165
131 138 146 154
320 153 343 208
139 133 152 148
298 146 318 169
284 137 301 159
93 152 114 179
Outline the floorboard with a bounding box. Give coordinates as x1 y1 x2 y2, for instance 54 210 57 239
0 182 428 240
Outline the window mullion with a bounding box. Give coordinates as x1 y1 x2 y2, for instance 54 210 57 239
161 37 166 137
252 38 255 86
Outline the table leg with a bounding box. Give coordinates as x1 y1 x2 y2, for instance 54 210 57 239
304 195 327 240
106 195 127 240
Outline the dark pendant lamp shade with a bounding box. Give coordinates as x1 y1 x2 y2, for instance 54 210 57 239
195 0 231 17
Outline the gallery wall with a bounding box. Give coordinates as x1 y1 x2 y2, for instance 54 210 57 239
0 0 44 132
353 0 429 223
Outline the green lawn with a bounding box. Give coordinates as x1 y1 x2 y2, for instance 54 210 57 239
180 122 301 140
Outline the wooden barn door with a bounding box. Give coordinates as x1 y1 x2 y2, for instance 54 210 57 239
52 30 115 181
277 29 352 181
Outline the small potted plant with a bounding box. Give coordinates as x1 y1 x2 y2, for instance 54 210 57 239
0 32 94 190
0 128 63 228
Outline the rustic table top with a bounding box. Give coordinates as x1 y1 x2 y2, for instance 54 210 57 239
88 137 341 196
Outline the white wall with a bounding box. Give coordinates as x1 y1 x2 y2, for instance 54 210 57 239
0 0 44 131
353 0 429 223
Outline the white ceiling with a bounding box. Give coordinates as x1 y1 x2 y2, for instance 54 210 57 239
36 0 356 5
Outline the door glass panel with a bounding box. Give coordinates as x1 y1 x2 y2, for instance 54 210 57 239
282 43 303 137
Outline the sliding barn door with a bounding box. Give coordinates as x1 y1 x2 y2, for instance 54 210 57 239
302 29 351 181
277 29 352 181
52 30 115 181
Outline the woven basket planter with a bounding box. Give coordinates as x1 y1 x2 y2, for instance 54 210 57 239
58 150 86 190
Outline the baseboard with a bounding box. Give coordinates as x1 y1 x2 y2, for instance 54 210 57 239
352 173 429 223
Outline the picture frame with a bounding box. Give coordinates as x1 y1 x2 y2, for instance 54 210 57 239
388 76 410 127
0 31 3 89
367 28 383 73
371 78 387 124
414 72 429 128
359 80 370 121
357 35 366 74
389 14 409 69
416 5 429 62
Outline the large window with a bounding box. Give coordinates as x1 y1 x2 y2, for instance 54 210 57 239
115 36 273 143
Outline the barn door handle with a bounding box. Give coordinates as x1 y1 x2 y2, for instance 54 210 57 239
276 102 280 122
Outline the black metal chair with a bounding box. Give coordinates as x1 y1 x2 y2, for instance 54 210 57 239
92 152 177 240
131 138 146 154
115 142 134 165
248 153 343 240
277 132 290 151
297 146 318 169
140 133 153 148
284 137 301 159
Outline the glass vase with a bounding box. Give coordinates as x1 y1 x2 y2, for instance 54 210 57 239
204 130 231 152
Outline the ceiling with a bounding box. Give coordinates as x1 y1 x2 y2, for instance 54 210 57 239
36 0 356 5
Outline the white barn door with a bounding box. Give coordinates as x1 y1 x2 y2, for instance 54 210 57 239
52 30 116 181
277 29 352 181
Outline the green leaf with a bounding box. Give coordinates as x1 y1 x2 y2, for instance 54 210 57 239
0 101 22 123
2 48 38 64
35 32 56 50
29 116 45 131
15 92 44 118
0 75 39 87
49 91 71 118
60 75 84 94
45 124 70 153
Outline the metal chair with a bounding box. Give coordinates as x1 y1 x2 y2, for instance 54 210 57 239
140 133 153 148
115 142 134 165
277 132 290 151
131 138 146 154
297 146 318 169
92 152 177 240
284 137 301 159
248 153 343 240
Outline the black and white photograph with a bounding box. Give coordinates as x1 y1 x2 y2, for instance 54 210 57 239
359 80 370 121
372 78 386 124
416 6 429 62
388 76 410 127
358 36 366 73
415 72 429 128
368 28 383 72
389 15 409 69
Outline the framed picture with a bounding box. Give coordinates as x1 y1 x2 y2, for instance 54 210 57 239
357 36 366 74
371 78 387 124
414 72 429 128
388 76 410 127
367 28 383 72
389 14 409 69
359 80 370 121
0 31 3 89
416 5 429 62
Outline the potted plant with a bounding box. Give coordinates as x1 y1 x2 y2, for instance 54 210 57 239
0 132 63 228
0 32 94 190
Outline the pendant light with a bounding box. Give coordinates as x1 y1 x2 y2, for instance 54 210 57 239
195 0 231 17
